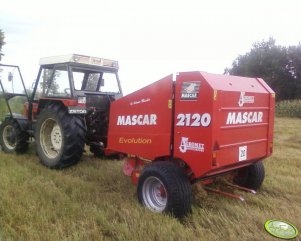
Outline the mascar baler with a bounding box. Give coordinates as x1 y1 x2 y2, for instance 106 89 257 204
107 71 275 217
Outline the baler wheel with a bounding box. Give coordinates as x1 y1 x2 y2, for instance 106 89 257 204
137 161 192 218
35 104 86 168
233 161 265 190
0 118 29 154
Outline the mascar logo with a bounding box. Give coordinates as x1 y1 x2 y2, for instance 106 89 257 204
181 81 201 100
264 220 299 239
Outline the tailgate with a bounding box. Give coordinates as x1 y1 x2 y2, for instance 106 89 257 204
212 77 275 168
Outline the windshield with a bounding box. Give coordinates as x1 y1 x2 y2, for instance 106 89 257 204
0 65 26 95
34 65 71 99
0 65 28 120
72 68 120 93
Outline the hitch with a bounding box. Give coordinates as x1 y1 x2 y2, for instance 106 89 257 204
203 181 256 202
204 186 245 201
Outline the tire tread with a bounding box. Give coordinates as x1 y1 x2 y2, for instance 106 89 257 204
35 103 86 168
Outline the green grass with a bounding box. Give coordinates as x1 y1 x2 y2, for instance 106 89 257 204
0 117 301 241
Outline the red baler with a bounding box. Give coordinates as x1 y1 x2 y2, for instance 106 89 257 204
107 71 274 217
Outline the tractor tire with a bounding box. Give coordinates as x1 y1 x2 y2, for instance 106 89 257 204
35 104 86 168
137 161 192 218
233 161 265 190
0 118 29 154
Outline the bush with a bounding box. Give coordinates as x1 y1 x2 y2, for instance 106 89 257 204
276 99 301 118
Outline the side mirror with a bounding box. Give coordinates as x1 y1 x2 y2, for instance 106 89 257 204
8 72 13 82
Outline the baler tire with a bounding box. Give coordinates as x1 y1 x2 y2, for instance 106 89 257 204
137 161 192 218
0 118 29 154
35 104 86 168
233 161 265 190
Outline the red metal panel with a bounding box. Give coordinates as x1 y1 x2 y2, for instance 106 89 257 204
173 72 214 178
173 71 275 179
107 75 174 160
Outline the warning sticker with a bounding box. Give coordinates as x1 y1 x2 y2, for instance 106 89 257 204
239 146 247 161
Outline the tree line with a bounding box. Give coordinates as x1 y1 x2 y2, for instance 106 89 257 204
225 38 301 101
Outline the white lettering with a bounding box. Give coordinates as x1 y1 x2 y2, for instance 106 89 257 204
117 114 158 126
226 112 264 125
150 114 157 125
226 112 236 125
142 115 149 125
242 112 248 124
248 112 253 123
117 116 125 125
176 113 211 127
201 113 211 127
258 111 263 122
132 115 137 125
69 109 87 114
236 112 242 124
137 115 143 125
125 116 131 125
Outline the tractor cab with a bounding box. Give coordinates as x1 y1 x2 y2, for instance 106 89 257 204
33 54 123 116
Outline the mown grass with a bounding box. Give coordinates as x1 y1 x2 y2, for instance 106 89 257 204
0 117 301 241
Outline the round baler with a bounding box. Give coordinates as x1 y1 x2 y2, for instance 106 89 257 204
107 71 274 217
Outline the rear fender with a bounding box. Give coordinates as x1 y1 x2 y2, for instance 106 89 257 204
37 99 73 114
3 116 29 132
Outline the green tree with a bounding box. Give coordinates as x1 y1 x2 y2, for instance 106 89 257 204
0 29 5 61
225 38 301 100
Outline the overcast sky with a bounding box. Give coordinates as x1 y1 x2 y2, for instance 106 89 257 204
1 0 301 94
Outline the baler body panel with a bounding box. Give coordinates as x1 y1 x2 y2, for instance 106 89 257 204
107 75 173 160
173 72 274 178
173 72 214 178
107 71 274 180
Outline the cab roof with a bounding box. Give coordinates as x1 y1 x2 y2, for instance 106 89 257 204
39 54 119 71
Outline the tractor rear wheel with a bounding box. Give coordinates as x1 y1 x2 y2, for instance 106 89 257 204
233 161 265 190
137 161 192 218
35 104 86 168
0 118 29 154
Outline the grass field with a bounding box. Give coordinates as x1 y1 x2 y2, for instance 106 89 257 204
0 117 300 241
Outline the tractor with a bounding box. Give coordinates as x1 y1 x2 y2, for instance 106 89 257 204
0 54 122 168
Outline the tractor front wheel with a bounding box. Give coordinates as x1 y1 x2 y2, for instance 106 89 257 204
0 118 29 154
233 161 265 190
35 104 86 168
137 161 192 218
